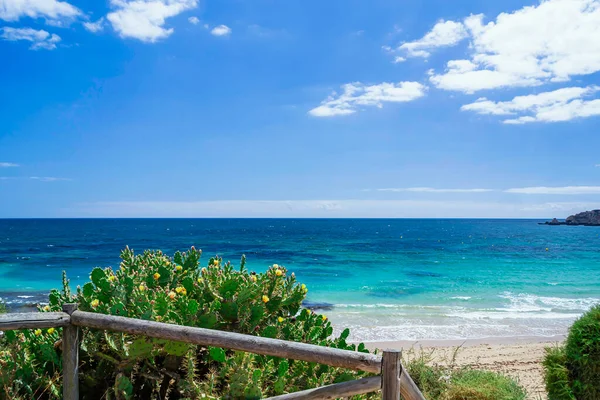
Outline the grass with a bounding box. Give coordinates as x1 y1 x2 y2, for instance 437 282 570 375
446 370 527 400
403 347 528 400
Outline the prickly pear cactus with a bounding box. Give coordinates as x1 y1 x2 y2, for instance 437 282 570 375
1 247 378 400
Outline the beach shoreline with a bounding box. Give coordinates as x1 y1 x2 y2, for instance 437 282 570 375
360 333 565 348
361 336 561 400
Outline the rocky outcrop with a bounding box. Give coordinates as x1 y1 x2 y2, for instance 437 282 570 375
565 210 600 226
541 210 600 226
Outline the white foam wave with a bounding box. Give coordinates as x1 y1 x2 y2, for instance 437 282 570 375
448 311 581 320
499 292 599 313
324 292 600 341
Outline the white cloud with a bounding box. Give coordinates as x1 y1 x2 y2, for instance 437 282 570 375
428 0 600 93
398 19 468 58
210 24 230 36
1 26 60 50
393 56 406 64
69 199 600 218
0 162 19 167
505 186 600 195
29 176 71 181
377 187 493 193
0 0 81 24
188 15 198 25
107 0 198 43
309 81 427 117
83 17 105 33
462 86 600 123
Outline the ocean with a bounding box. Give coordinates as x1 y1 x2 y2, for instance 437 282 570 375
1 218 599 342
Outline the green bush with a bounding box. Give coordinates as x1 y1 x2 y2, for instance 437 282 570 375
565 304 600 399
543 305 600 400
445 370 527 400
404 351 449 399
403 350 526 400
543 346 575 400
0 247 376 399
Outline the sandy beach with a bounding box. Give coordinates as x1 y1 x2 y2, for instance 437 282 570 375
365 336 564 400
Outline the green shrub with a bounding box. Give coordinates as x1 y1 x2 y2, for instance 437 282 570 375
564 304 600 399
402 352 527 400
0 247 376 400
543 346 575 400
404 351 449 399
543 305 600 400
445 370 527 400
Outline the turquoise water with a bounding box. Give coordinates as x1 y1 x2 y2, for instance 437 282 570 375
1 219 599 341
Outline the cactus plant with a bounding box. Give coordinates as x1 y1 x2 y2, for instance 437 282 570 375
1 247 377 399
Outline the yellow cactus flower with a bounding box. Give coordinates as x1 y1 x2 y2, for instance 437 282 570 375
153 272 161 280
34 329 42 336
262 295 270 303
273 264 279 268
321 315 327 322
250 275 257 283
168 291 176 300
91 299 100 308
175 265 182 272
278 317 284 323
47 328 55 335
175 286 184 294
275 269 283 277
139 284 146 292
43 305 50 312
181 288 187 295
155 316 162 321
108 275 116 282
197 278 204 284
301 284 307 292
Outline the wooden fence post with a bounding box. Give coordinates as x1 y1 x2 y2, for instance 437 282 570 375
62 304 79 400
382 350 402 400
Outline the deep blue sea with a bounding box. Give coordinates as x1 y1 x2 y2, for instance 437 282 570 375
1 219 599 341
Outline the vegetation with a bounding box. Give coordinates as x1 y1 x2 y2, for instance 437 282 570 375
405 350 526 400
1 247 375 399
543 305 600 400
445 370 527 400
0 247 528 399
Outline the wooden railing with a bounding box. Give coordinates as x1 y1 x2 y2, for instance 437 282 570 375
0 304 426 400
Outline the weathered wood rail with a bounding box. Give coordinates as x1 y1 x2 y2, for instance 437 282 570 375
0 304 426 400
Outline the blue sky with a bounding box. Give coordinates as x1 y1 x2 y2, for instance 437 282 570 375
1 0 600 218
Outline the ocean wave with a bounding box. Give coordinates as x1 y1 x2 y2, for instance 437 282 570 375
333 303 461 310
330 319 571 341
499 292 599 313
447 311 581 320
450 296 472 300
